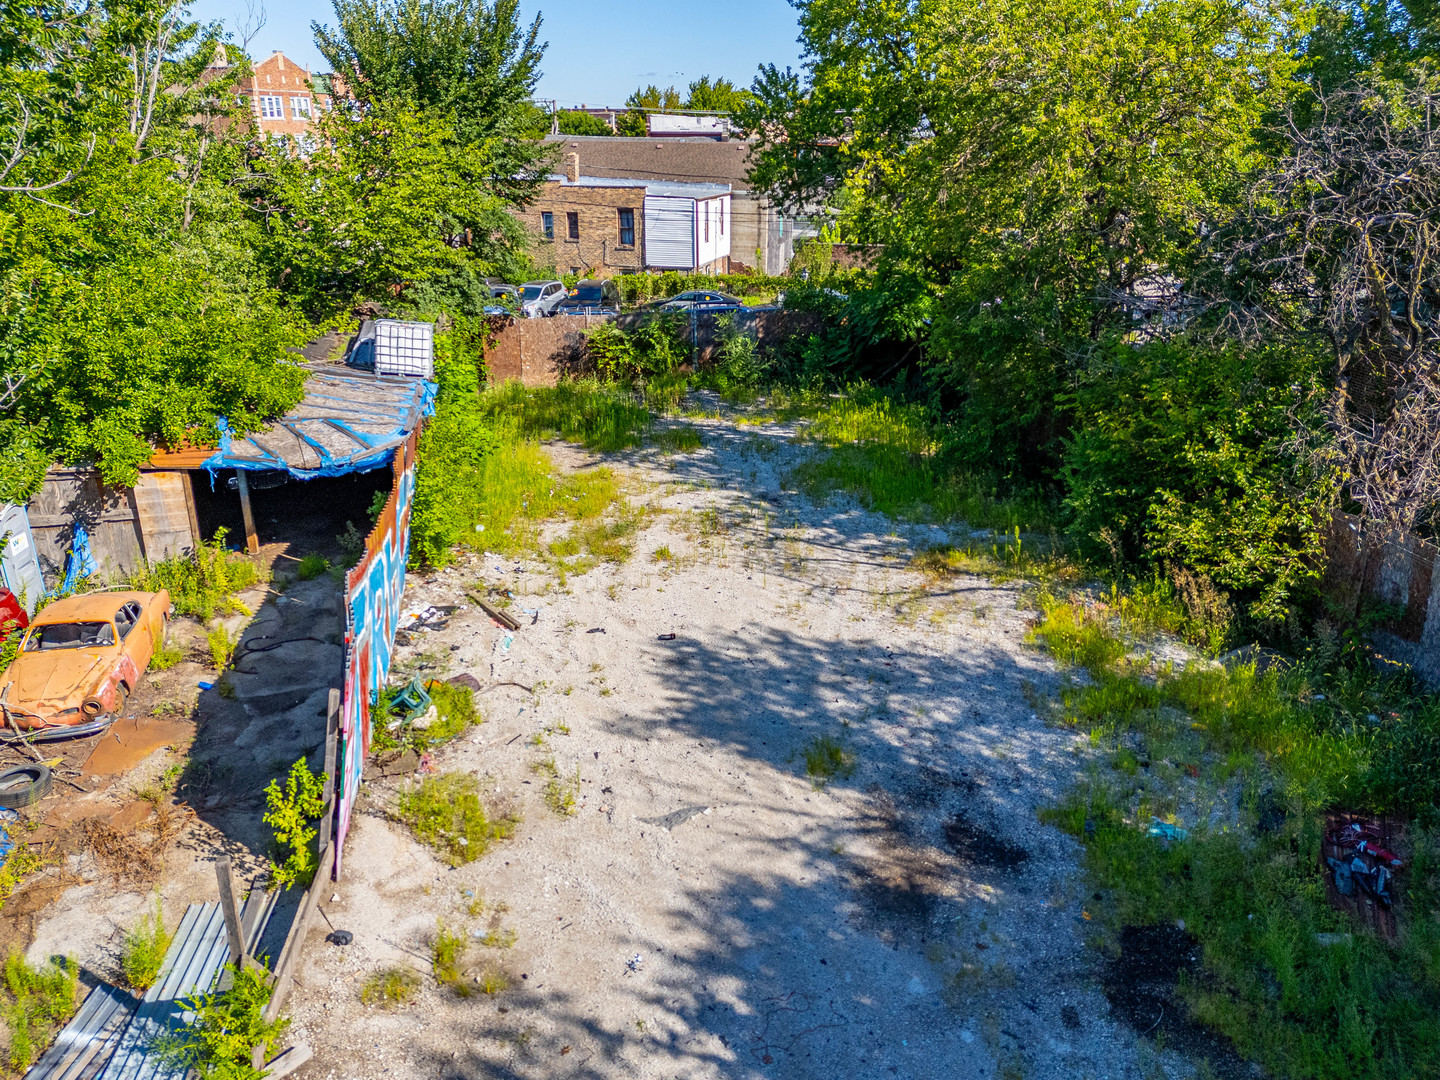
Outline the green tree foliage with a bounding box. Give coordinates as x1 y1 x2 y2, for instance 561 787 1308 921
0 2 309 494
262 758 326 889
555 110 613 136
313 0 549 202
251 104 518 317
746 0 1305 474
1063 341 1334 623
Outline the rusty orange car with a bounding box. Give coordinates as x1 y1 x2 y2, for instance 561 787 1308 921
0 591 171 741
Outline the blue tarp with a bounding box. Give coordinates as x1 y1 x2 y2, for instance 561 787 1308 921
202 366 437 481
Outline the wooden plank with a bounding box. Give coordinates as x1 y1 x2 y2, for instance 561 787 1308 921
317 689 340 856
179 471 201 554
235 471 260 555
262 841 335 1024
215 856 252 984
132 472 194 563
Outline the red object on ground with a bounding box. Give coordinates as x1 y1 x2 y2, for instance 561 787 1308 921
0 590 27 635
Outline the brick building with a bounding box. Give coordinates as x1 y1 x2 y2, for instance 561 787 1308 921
209 48 336 144
540 135 815 274
528 150 732 275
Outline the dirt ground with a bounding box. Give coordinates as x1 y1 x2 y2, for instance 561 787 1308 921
282 410 1218 1080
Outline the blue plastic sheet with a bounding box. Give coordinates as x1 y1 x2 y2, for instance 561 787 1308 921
201 371 437 482
59 524 98 594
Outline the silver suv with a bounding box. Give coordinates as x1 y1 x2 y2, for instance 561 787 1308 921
520 280 566 318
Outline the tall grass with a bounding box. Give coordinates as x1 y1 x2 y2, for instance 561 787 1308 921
1 952 77 1070
480 379 651 452
1030 591 1440 1078
789 387 1057 531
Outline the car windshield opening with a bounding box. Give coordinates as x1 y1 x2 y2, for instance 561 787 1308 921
521 286 544 300
25 622 115 650
573 286 603 300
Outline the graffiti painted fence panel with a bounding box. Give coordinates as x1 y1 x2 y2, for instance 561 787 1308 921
336 427 420 872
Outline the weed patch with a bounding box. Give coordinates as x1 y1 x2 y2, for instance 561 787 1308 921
395 773 517 866
543 765 581 816
803 735 856 786
294 553 330 580
0 952 77 1070
360 966 420 1009
653 424 703 453
481 379 651 452
154 963 287 1080
120 896 171 991
206 625 236 670
148 641 184 671
130 529 262 619
431 921 469 996
1031 587 1440 1078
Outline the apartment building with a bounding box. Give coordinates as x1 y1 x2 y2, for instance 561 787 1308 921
209 48 336 143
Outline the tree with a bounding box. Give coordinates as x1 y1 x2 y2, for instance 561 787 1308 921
556 110 612 136
0 1 310 493
683 76 752 114
313 0 549 202
1213 79 1440 540
742 0 1305 476
249 105 501 317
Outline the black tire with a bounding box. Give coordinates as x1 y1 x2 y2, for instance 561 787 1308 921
0 764 51 809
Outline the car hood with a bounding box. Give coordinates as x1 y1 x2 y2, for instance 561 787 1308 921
2 648 112 714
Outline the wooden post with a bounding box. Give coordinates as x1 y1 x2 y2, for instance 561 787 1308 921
180 471 202 555
235 471 259 555
317 688 339 858
216 855 250 978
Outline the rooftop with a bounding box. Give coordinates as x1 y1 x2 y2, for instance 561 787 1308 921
545 174 732 199
541 135 757 190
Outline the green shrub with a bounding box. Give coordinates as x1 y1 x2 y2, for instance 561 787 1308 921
395 772 516 866
120 896 171 991
262 758 325 889
0 952 77 1070
583 313 688 381
131 528 262 620
294 553 330 580
1062 340 1332 626
149 641 184 671
154 964 287 1080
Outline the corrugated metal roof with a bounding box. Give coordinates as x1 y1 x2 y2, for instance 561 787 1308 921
30 889 281 1080
203 363 436 480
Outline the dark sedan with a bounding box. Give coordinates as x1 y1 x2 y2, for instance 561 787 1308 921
554 279 622 316
652 290 746 313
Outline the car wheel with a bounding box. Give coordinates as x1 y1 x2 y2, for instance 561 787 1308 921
0 764 51 809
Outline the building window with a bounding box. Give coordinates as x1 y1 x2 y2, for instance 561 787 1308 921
618 208 634 247
541 212 554 240
703 202 710 242
566 211 579 240
291 97 312 118
720 201 725 235
259 95 284 119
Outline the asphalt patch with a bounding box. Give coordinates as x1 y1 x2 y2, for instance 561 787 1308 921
1103 924 1250 1078
944 814 1029 869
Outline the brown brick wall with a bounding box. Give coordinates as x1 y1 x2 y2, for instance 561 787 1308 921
526 183 647 275
483 310 822 387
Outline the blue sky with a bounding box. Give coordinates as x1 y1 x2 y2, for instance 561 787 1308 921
188 0 804 107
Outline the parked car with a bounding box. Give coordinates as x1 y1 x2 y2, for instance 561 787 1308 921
519 280 566 318
482 283 521 316
554 279 621 316
0 590 170 741
653 289 746 314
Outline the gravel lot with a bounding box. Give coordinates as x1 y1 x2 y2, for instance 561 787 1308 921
287 412 1201 1080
